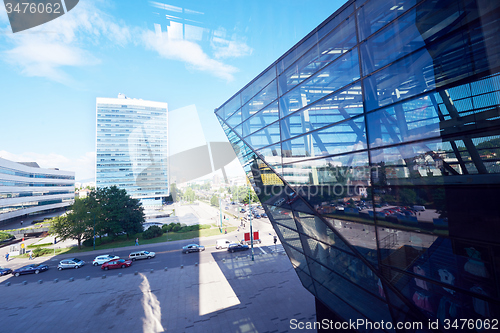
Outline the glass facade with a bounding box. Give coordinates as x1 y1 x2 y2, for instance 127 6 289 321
0 158 75 221
216 0 500 330
96 95 169 208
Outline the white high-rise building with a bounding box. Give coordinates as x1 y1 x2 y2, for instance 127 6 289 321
95 94 169 211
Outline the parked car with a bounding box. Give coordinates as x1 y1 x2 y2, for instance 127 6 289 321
101 258 132 270
261 213 268 218
12 264 49 277
129 250 155 261
182 244 205 253
58 258 85 270
0 266 12 276
216 239 231 249
227 243 250 253
93 254 120 266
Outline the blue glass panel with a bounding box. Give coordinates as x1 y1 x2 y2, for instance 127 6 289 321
278 32 318 75
308 259 392 325
281 115 366 161
278 18 357 97
317 3 354 40
222 93 241 120
245 121 280 150
255 144 282 171
319 17 357 67
281 83 363 141
313 281 373 329
241 80 277 135
280 48 360 118
282 241 311 275
281 151 370 186
357 0 416 41
241 65 276 105
242 101 279 138
226 108 243 128
367 94 441 148
295 212 354 254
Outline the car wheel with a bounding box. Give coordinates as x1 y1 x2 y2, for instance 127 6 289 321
93 262 98 266
15 272 20 277
121 265 126 268
132 258 136 261
104 267 109 271
58 267 63 271
147 256 151 259
75 265 79 269
35 270 40 274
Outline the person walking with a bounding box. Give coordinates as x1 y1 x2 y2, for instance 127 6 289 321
135 238 139 246
5 253 9 262
29 251 33 260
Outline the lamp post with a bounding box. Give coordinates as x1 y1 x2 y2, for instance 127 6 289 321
86 211 96 250
248 184 254 261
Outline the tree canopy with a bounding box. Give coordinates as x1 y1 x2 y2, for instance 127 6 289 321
51 186 145 248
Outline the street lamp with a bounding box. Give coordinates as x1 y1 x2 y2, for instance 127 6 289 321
248 184 254 261
86 211 96 250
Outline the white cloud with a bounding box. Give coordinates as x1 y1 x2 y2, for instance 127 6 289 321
0 150 95 181
142 30 238 81
1 1 131 84
212 37 253 59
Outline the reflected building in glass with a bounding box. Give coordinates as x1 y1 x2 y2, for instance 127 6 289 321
216 0 500 330
96 94 169 212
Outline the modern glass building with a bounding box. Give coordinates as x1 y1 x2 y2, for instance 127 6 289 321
96 94 169 211
0 157 75 225
216 0 500 330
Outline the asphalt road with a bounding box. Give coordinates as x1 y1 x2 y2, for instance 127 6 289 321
0 228 278 285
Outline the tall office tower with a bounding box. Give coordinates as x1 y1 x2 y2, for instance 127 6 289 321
96 94 169 212
0 157 75 225
216 0 500 330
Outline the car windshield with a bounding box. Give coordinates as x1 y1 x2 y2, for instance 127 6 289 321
144 251 149 254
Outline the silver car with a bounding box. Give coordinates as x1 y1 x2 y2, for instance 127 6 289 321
58 258 85 270
129 250 155 261
92 255 119 266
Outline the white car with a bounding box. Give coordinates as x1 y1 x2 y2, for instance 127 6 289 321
216 239 231 249
92 255 119 266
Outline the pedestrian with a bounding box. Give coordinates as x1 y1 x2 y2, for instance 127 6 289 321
135 238 139 246
225 228 227 234
29 251 33 260
5 253 9 262
20 220 23 226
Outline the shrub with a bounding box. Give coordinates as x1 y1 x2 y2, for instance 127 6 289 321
143 225 163 239
172 223 181 232
0 232 14 242
32 247 52 257
27 242 53 249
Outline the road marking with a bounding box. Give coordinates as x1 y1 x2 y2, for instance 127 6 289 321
258 247 267 254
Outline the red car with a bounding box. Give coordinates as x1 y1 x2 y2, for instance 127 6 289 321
101 258 132 270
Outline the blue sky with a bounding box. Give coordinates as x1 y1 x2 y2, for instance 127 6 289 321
0 0 344 181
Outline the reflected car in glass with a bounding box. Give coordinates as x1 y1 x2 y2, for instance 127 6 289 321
93 255 119 266
182 244 205 253
101 258 132 270
227 243 250 253
0 266 13 276
12 264 49 276
58 258 85 270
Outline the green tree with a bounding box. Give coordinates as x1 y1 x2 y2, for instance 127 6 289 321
210 194 219 207
184 187 196 202
50 198 90 250
170 183 182 202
